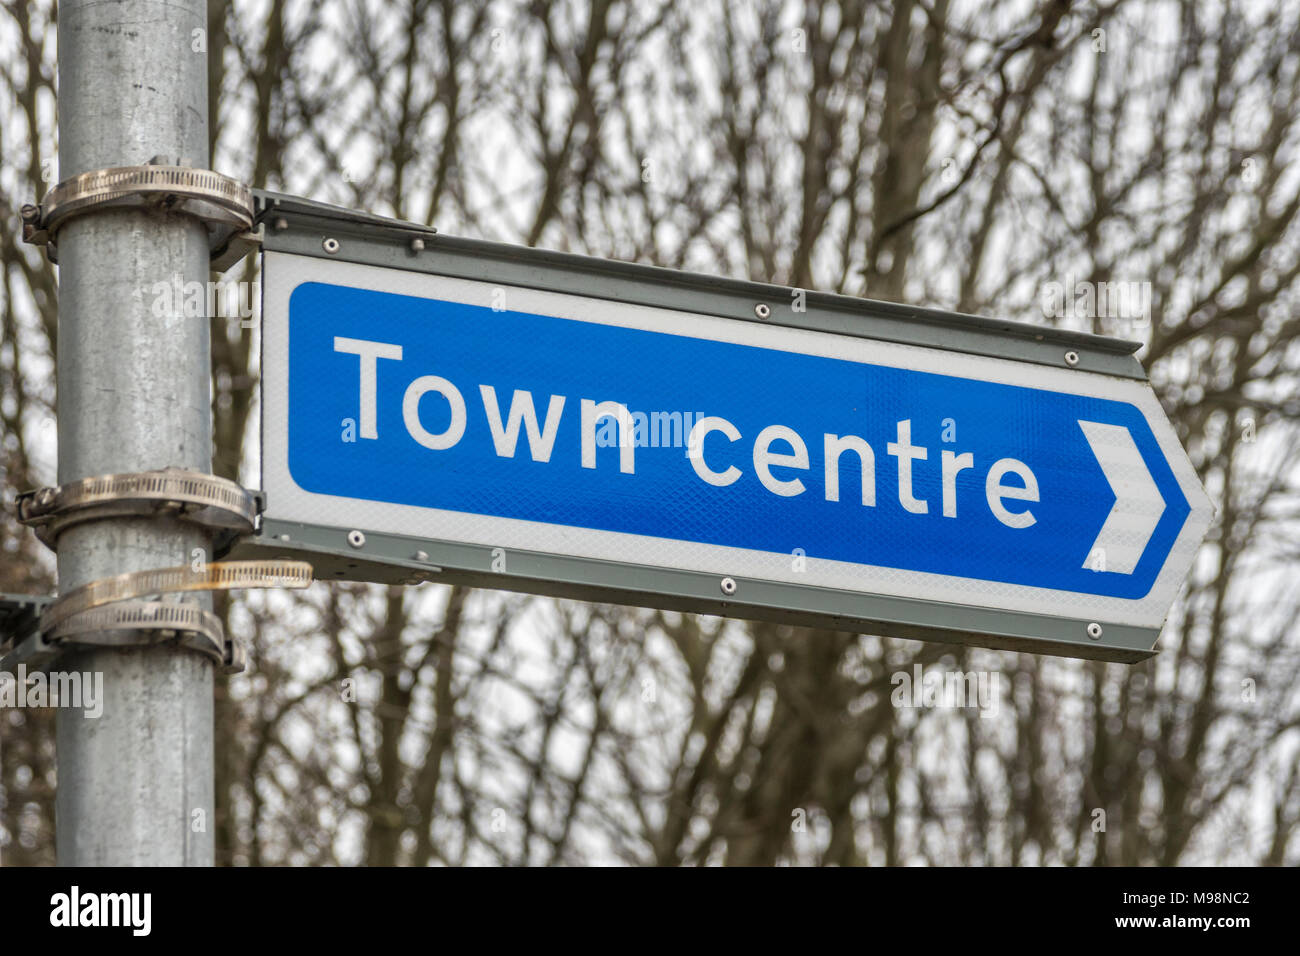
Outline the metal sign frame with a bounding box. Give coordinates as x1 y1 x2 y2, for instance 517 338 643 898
230 191 1209 663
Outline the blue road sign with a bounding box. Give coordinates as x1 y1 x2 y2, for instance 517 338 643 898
258 246 1214 660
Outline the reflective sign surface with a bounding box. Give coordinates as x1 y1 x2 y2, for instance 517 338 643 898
260 249 1213 656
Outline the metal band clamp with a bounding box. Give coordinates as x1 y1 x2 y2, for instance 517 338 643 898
18 469 259 549
39 560 312 674
21 164 255 265
48 601 231 671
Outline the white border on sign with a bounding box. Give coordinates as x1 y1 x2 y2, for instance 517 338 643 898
261 251 1214 630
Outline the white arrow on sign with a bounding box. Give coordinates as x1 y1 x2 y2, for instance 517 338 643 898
1078 420 1167 575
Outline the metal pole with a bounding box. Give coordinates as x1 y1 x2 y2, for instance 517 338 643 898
55 0 214 865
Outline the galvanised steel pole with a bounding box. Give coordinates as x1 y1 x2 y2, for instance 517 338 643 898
55 0 214 865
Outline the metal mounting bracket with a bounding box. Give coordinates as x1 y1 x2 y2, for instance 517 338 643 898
8 470 304 675
0 593 56 672
253 189 438 241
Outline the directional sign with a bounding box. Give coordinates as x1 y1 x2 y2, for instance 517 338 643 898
251 216 1212 662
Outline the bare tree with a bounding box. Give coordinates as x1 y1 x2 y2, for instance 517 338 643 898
2 0 1296 867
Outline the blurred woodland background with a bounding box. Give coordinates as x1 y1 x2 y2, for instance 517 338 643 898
2 0 1298 865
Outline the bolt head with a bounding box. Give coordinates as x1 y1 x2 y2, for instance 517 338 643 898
720 576 737 596
347 529 365 549
1064 350 1080 367
754 303 771 319
323 237 340 254
1086 622 1103 640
